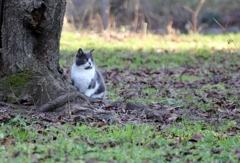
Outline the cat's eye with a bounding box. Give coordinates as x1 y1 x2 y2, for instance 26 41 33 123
83 58 88 62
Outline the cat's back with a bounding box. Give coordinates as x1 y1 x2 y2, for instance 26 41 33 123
89 68 106 99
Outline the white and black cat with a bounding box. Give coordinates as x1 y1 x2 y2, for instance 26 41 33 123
71 48 106 99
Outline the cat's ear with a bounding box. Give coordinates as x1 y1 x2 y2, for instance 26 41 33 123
90 49 94 53
77 48 84 57
78 48 84 54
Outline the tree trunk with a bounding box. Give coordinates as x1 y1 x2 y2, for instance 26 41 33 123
101 0 109 30
183 0 205 34
0 0 68 107
132 0 139 32
192 0 205 33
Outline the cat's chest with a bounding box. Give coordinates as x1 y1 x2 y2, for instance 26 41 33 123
71 65 95 91
72 70 95 83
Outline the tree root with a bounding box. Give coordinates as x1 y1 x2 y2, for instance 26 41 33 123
38 92 91 112
0 92 182 125
0 101 28 109
37 92 178 124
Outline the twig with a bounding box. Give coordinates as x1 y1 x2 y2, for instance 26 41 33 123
214 18 226 31
214 18 239 52
26 96 37 116
183 5 194 14
43 78 51 102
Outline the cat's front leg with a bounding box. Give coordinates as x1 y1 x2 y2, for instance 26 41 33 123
85 89 95 97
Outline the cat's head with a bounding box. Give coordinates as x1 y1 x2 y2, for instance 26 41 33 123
75 48 95 70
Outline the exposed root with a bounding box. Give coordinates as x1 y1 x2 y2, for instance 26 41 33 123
0 92 185 125
0 101 28 109
38 92 90 112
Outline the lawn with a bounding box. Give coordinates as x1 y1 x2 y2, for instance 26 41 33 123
1 31 240 162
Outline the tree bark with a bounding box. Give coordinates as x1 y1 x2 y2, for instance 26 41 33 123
0 0 4 70
0 0 69 108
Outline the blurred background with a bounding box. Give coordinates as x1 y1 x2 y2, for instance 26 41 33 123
63 0 240 35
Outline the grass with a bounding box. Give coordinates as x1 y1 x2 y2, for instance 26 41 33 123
1 31 240 162
60 32 240 70
1 117 239 162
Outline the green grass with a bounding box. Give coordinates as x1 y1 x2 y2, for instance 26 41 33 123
60 32 240 69
1 117 239 162
1 31 240 162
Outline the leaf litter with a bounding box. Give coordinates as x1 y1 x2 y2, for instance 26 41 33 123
1 49 240 162
1 52 240 128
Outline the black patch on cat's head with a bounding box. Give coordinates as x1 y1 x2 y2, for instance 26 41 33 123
75 48 94 66
76 48 84 58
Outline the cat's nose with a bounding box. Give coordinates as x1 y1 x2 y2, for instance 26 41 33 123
88 62 91 65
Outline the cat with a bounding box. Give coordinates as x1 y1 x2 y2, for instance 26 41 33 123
71 48 106 99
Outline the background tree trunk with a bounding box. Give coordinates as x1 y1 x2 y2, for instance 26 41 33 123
0 0 68 107
183 0 206 34
101 0 109 30
132 0 139 32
